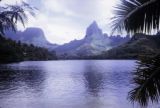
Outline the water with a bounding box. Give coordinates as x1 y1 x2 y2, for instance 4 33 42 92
0 60 142 108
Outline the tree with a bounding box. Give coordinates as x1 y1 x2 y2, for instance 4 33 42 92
112 0 160 107
0 1 35 35
129 54 160 107
112 0 160 34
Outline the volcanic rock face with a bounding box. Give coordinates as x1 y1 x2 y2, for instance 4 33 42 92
5 27 58 49
100 33 160 59
4 21 130 59
54 21 130 59
86 21 103 38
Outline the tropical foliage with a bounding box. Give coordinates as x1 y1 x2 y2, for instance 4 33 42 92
112 0 160 34
0 1 35 35
0 35 57 63
0 1 57 62
112 0 160 107
129 54 160 107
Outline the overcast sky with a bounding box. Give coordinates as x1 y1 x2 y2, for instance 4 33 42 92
1 0 118 44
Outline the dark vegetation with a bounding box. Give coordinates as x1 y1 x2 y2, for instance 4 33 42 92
0 35 57 63
129 54 160 107
67 33 160 60
0 0 160 107
112 0 160 107
96 33 160 59
0 1 57 63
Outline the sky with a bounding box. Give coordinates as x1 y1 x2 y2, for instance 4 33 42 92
1 0 118 44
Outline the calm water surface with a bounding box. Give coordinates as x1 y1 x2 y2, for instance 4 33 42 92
0 60 155 108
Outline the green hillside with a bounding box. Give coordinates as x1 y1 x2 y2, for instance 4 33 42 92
96 33 160 59
0 35 57 63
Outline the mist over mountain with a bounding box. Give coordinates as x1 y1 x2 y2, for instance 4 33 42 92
95 33 160 59
4 21 131 59
54 21 130 59
4 27 58 49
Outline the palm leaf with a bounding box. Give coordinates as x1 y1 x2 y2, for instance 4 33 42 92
111 0 160 34
129 54 160 107
0 12 16 34
111 0 160 107
0 2 35 35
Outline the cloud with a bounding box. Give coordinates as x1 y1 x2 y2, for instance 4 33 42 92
1 0 118 44
0 0 27 5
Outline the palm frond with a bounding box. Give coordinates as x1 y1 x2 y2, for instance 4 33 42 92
128 54 160 107
0 2 35 35
111 0 160 34
0 12 16 34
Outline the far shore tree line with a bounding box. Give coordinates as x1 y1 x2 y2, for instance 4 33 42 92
0 0 160 107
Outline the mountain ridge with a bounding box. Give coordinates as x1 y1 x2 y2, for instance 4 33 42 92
4 21 131 59
95 33 160 59
54 21 130 59
4 27 58 49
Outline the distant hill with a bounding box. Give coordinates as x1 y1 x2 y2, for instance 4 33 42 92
4 27 58 49
0 35 57 63
54 21 130 59
4 22 134 60
96 33 160 59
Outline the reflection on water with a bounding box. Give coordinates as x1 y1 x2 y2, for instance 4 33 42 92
0 60 142 108
83 63 104 96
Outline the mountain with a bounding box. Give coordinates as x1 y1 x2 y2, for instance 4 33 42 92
54 21 130 59
4 22 131 59
4 27 58 49
96 33 160 59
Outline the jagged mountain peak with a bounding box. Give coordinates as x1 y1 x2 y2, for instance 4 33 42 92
52 21 131 59
90 21 98 28
86 21 103 37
